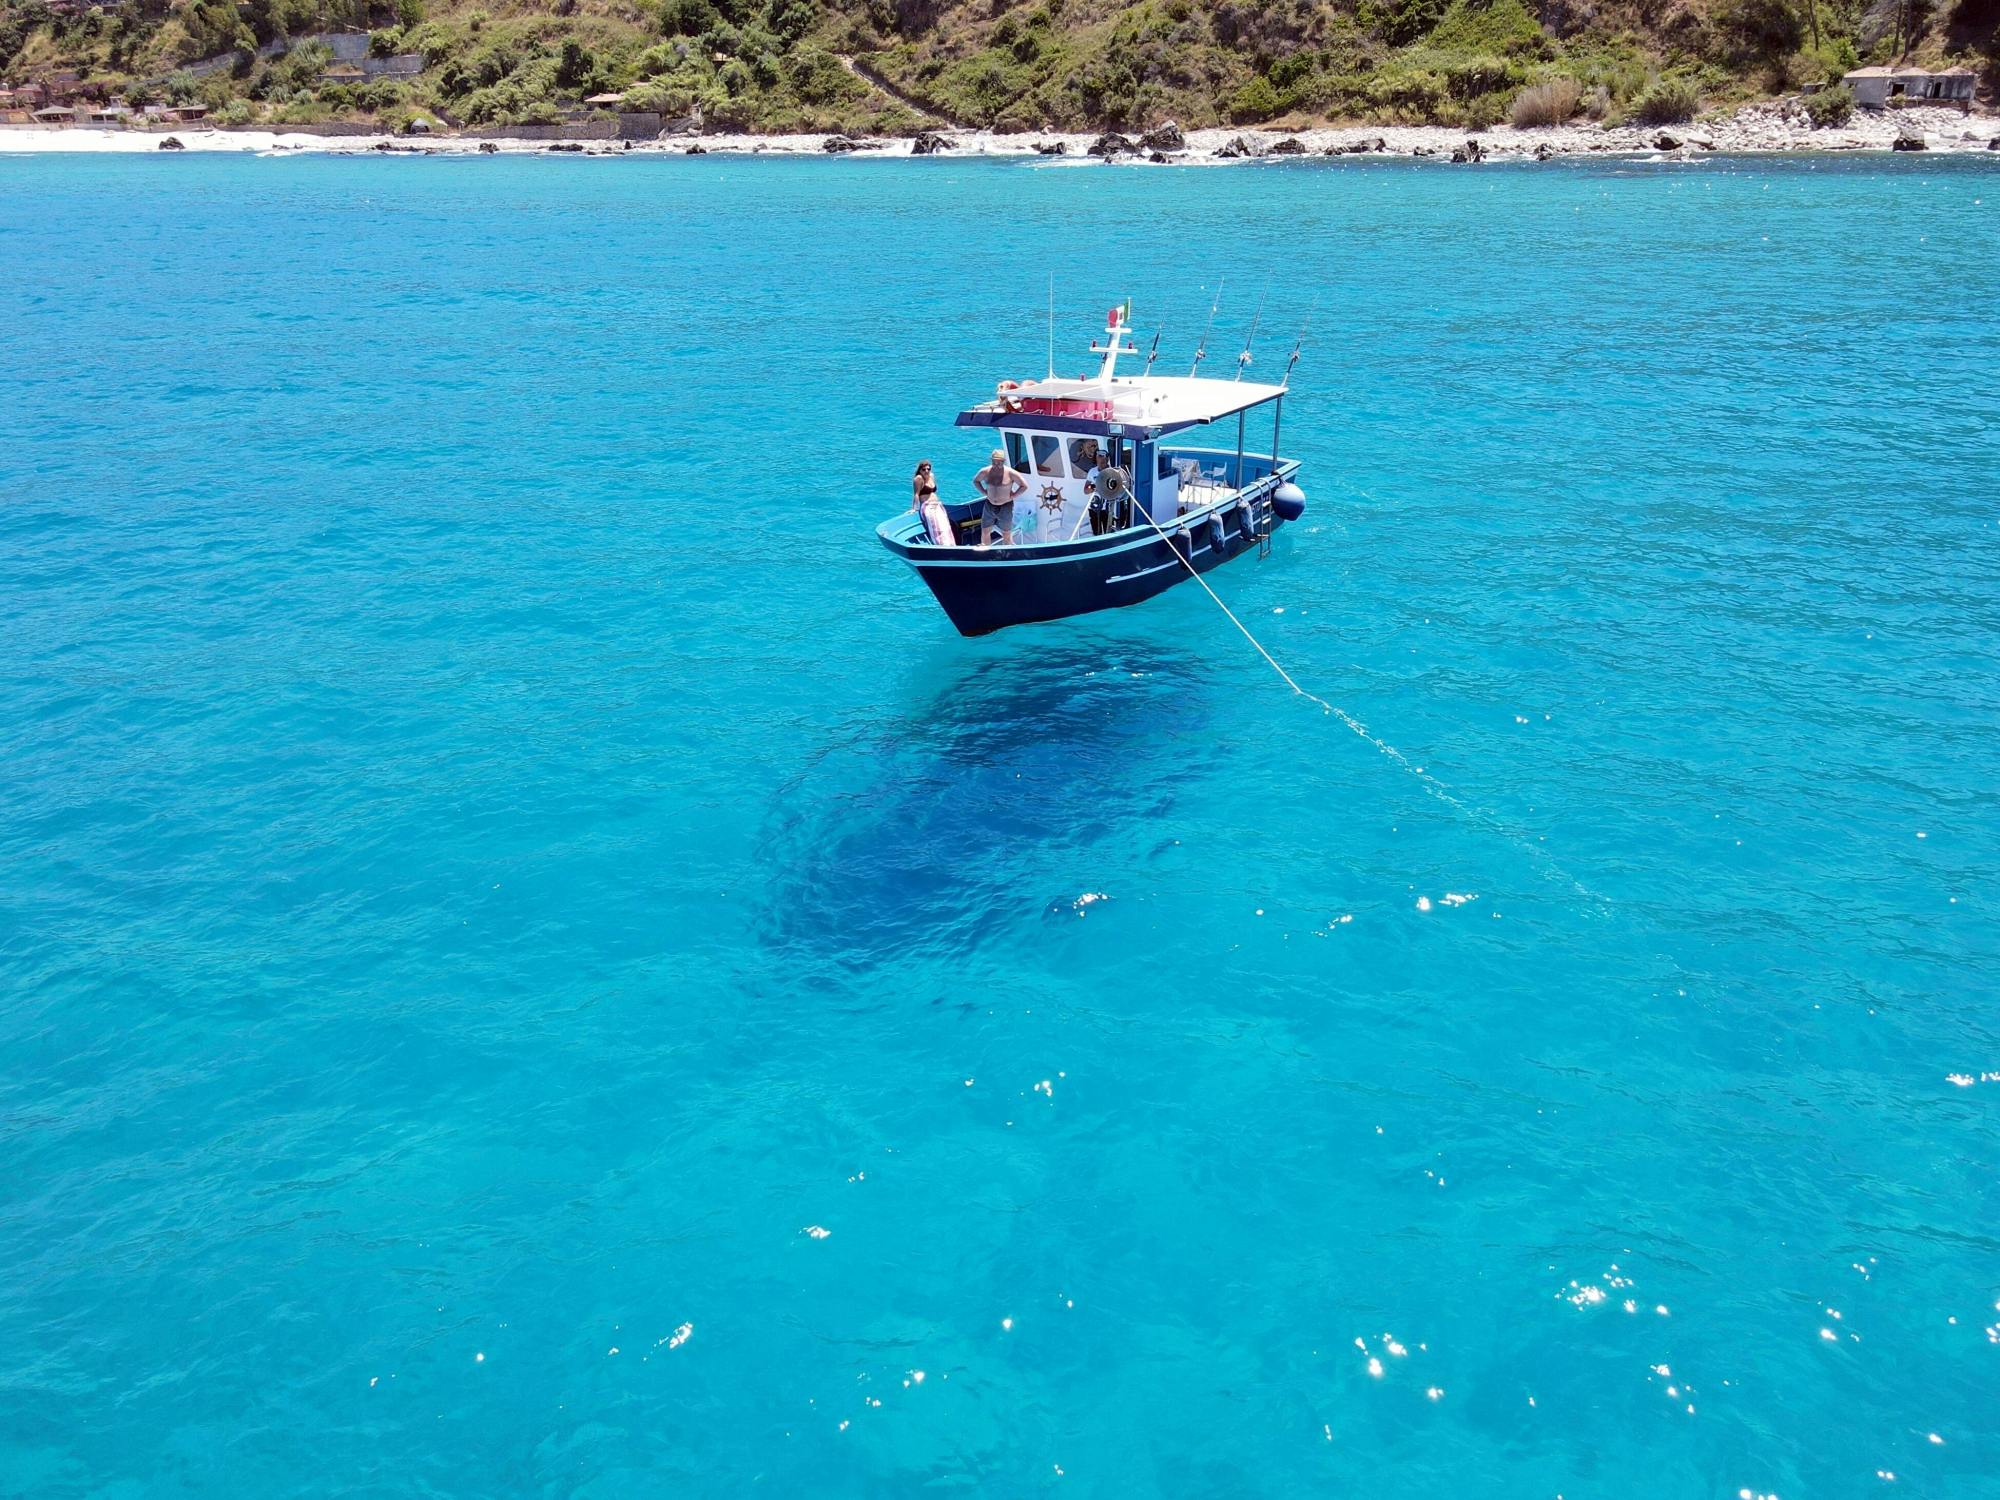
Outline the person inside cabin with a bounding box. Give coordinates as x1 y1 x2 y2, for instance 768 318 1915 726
974 448 1026 547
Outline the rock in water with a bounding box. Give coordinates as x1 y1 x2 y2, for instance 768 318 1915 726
1989 137 2000 152
158 136 185 151
911 131 949 155
1533 142 1555 161
1215 135 1260 159
478 141 499 153
822 134 860 153
1087 132 1136 158
1892 131 1926 151
1268 136 1307 155
1139 120 1185 152
1450 138 1484 164
685 143 707 155
1655 131 1682 150
1148 151 1168 163
1034 139 1067 156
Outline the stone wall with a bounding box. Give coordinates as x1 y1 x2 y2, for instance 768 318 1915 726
459 116 664 142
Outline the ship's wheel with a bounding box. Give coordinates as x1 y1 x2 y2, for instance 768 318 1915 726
1038 482 1065 517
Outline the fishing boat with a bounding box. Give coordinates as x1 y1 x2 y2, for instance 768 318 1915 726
877 303 1307 637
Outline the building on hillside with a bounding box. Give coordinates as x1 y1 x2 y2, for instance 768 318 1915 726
29 71 80 105
32 105 78 125
1843 65 1978 107
85 103 132 125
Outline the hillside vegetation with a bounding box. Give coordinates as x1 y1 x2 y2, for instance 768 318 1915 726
4 0 1995 133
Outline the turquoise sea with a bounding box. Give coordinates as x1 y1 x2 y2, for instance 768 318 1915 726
2 149 1998 1497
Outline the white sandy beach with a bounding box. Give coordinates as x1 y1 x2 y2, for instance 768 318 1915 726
3 103 1996 160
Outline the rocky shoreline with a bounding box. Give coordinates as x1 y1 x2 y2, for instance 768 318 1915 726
5 103 1997 160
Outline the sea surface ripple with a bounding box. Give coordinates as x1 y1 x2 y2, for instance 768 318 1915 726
1 151 1997 1497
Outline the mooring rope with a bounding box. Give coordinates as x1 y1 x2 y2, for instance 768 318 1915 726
1125 490 1605 908
1123 488 1335 713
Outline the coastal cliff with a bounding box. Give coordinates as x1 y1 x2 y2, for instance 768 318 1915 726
3 0 1995 137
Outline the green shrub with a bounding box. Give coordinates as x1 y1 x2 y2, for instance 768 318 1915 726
1631 76 1699 124
1228 75 1280 121
1381 0 1450 47
1804 82 1854 127
1449 53 1519 99
767 0 818 45
784 45 862 105
400 21 460 64
1369 65 1447 121
1459 92 1506 128
1509 75 1579 126
1069 56 1137 122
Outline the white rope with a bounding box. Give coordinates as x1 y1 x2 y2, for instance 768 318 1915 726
1123 490 1335 714
1125 489 1607 908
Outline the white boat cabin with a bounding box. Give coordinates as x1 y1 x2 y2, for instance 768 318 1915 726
953 306 1292 546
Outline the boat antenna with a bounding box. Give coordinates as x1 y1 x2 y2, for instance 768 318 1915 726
1235 290 1265 381
1143 328 1161 377
1046 272 1055 381
1190 278 1223 378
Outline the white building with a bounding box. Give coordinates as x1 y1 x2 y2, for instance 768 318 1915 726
1842 66 1978 108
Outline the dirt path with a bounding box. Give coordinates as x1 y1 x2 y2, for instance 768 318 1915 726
838 53 955 126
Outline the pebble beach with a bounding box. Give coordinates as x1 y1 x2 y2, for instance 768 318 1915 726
4 102 1996 159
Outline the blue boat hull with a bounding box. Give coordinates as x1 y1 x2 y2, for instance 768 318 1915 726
879 475 1294 637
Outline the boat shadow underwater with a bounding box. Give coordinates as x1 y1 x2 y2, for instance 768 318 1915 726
753 641 1216 973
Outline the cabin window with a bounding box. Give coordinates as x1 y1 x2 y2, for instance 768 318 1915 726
1031 434 1065 477
1069 437 1104 474
1158 449 1175 480
1005 431 1031 472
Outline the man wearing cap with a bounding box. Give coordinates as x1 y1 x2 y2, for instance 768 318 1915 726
973 448 1027 548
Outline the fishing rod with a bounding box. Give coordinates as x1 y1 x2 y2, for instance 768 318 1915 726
1282 314 1308 387
1235 290 1265 381
1189 278 1223 377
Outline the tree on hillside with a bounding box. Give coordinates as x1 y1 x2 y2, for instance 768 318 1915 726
1715 0 1807 58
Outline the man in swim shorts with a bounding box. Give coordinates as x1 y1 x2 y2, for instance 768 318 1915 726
974 448 1026 547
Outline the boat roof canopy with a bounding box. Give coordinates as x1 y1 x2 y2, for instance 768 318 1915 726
957 373 1289 438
